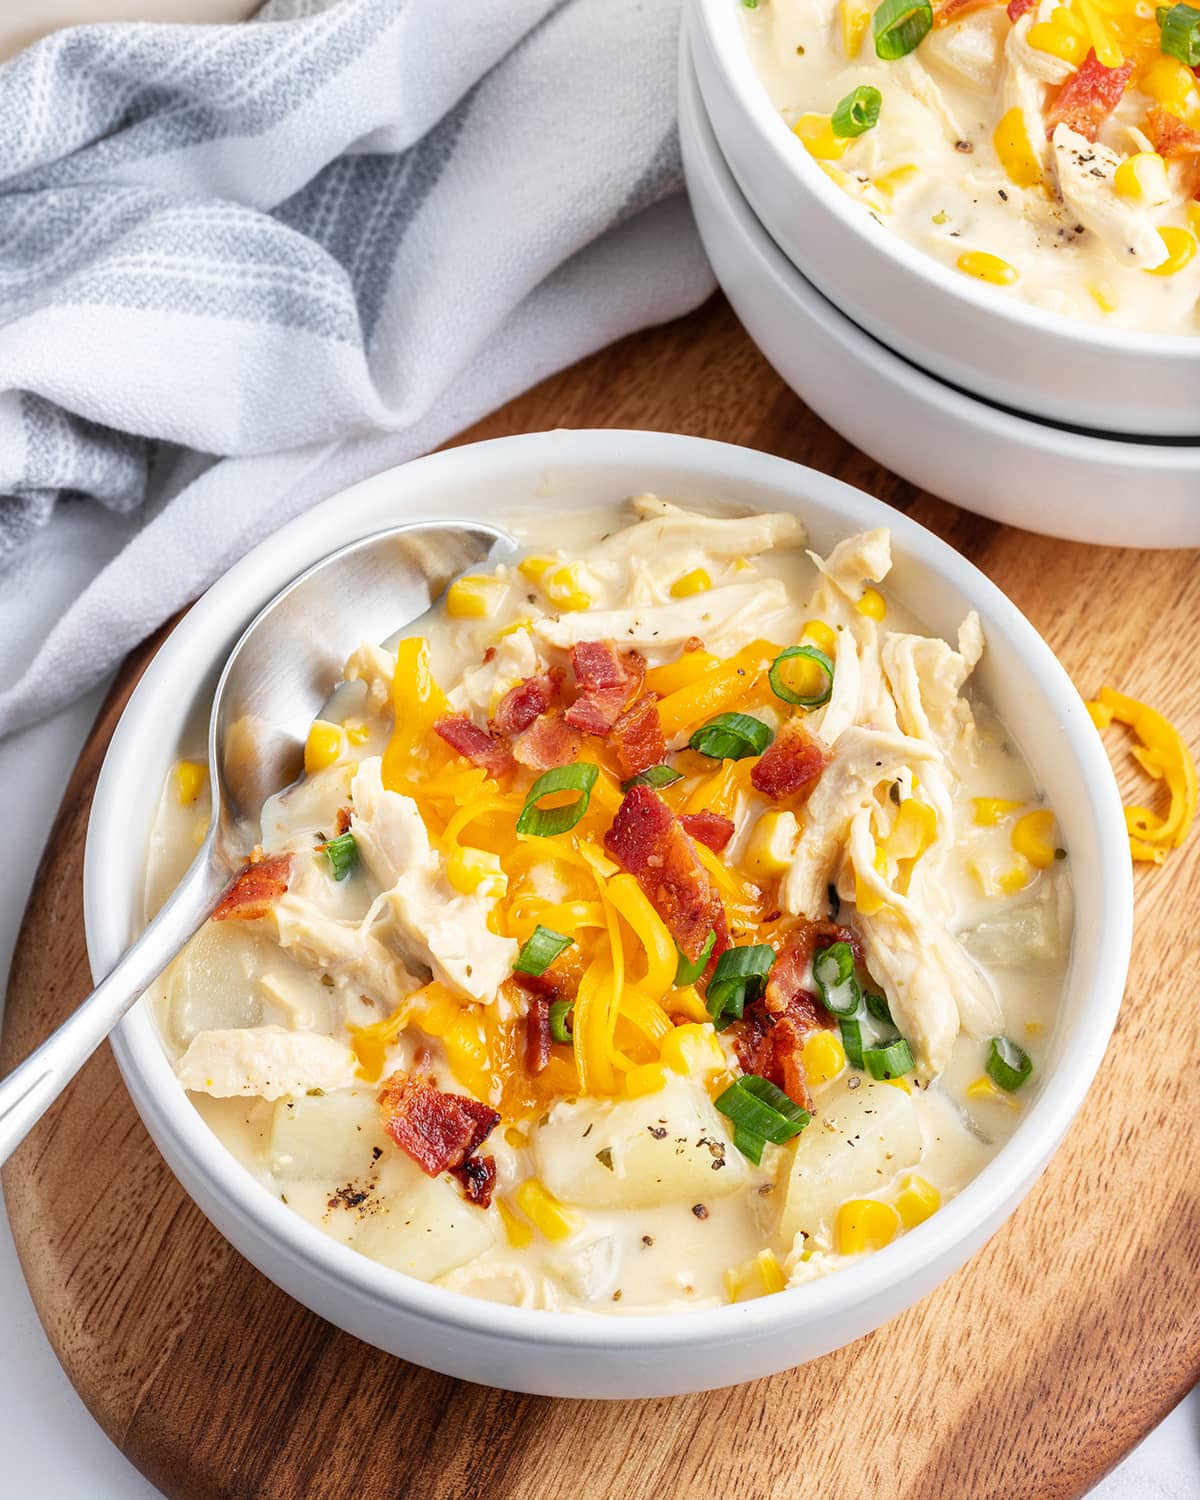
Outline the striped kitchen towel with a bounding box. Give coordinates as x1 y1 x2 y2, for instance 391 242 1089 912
0 0 713 736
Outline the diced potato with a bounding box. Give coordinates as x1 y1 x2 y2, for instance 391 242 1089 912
352 1168 499 1282
775 1079 922 1248
532 1077 747 1210
266 1090 389 1182
160 923 268 1049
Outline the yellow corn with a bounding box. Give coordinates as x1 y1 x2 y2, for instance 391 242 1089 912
624 1061 670 1098
993 108 1044 190
1025 1020 1044 1037
1114 152 1170 205
744 808 800 878
884 1076 913 1095
998 860 1034 896
1147 227 1197 277
873 164 919 198
446 574 507 619
668 985 710 1024
725 1249 787 1303
519 555 591 611
518 555 555 582
839 0 871 57
671 568 712 598
660 1022 726 1077
446 846 507 899
855 842 890 917
174 760 207 805
836 1198 901 1256
1027 20 1087 66
856 586 887 621
1140 56 1200 119
802 1030 845 1087
884 799 937 862
966 1074 1020 1109
514 1179 580 1242
794 113 848 161
972 796 1023 826
957 251 1019 287
498 1197 534 1248
344 720 371 746
802 619 837 656
1012 809 1059 868
894 1173 941 1230
1088 282 1117 315
304 719 344 774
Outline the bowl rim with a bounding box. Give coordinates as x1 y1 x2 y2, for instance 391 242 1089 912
86 428 1133 1353
692 0 1200 360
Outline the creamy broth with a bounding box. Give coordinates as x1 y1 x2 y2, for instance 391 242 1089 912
146 498 1070 1313
741 0 1200 333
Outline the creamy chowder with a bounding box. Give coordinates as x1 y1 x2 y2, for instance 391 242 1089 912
741 0 1200 332
146 498 1071 1313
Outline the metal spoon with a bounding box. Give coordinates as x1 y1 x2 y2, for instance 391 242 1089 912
0 519 516 1165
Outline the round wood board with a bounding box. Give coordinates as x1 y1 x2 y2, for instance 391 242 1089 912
3 297 1198 1500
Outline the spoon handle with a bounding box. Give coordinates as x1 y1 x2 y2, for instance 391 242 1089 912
0 847 228 1167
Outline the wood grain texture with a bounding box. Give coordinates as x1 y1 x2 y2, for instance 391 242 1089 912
3 295 1199 1500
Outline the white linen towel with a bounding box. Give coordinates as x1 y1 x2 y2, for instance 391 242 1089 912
0 0 714 737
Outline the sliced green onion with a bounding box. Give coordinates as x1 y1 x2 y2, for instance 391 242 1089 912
323 832 358 881
873 0 933 60
688 712 774 761
865 991 893 1026
706 944 776 1029
986 1035 1033 1092
621 763 683 792
839 1014 865 1070
674 929 716 987
514 924 574 978
515 761 598 837
716 1074 810 1148
832 85 883 139
813 941 862 1018
1159 3 1200 64
864 1037 915 1080
768 645 835 708
732 1123 766 1164
549 999 574 1044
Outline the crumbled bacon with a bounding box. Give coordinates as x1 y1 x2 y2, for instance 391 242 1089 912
1144 106 1200 160
433 715 514 778
491 669 564 737
451 1153 497 1208
603 785 729 964
1005 0 1034 19
512 711 584 770
335 806 352 836
211 854 292 922
565 640 645 734
934 0 999 27
750 718 830 802
378 1072 499 1185
525 994 553 1076
763 918 861 1016
680 810 736 853
736 1010 818 1112
1045 51 1133 142
611 695 666 779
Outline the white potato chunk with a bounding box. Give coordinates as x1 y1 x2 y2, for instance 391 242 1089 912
175 1026 359 1100
776 1080 922 1248
533 1078 747 1210
160 923 266 1050
352 1168 499 1282
266 1090 389 1181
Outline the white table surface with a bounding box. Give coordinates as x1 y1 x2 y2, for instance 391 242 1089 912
1 678 1197 1500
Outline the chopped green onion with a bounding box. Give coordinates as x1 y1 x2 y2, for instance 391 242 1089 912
716 1074 810 1154
768 645 835 708
813 941 862 1018
1159 3 1200 64
839 1014 865 1070
986 1035 1033 1092
742 0 759 8
688 712 775 761
832 85 883 139
864 1037 914 1080
514 924 574 978
323 832 358 881
674 929 716 987
515 761 599 837
621 763 683 792
865 991 893 1026
873 0 933 60
732 1123 766 1164
706 944 776 1029
549 999 574 1044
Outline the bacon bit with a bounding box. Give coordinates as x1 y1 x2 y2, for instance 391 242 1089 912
512 711 584 770
680 810 736 853
1144 106 1200 160
763 918 861 1016
211 854 292 922
611 695 666 779
934 0 1000 27
751 718 830 802
604 785 729 964
377 1072 499 1187
492 669 564 737
335 806 352 836
482 646 497 665
525 994 553 1076
1005 0 1034 19
684 635 705 653
451 1153 497 1208
433 715 514 778
565 641 645 734
1046 51 1133 143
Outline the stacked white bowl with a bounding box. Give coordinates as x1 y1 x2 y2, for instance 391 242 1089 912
684 0 1200 547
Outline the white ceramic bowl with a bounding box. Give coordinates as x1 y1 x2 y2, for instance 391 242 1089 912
85 429 1132 1397
681 38 1200 549
690 0 1200 439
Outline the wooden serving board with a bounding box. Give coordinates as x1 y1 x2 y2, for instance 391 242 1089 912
3 296 1199 1500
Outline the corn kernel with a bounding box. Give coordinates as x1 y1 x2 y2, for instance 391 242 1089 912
624 1061 670 1097
993 107 1044 190
1140 56 1200 119
1025 1020 1044 1037
802 1030 846 1087
518 555 555 582
966 1074 1019 1109
998 859 1034 896
1027 20 1086 65
794 113 848 161
855 842 891 917
856 586 886 621
344 720 371 746
883 1076 913 1094
836 1198 901 1256
1012 808 1059 868
1088 282 1117 315
498 1197 534 1248
174 759 207 805
802 619 837 655
514 1179 580 1242
725 1248 787 1303
884 799 937 862
1146 226 1197 277
873 164 919 198
839 0 871 57
957 251 1019 287
304 719 344 774
1114 152 1170 206
446 574 507 619
972 797 1023 826
894 1173 941 1229
543 563 591 612
670 568 712 598
744 808 800 878
661 1022 727 1076
446 846 507 899
668 985 711 1025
